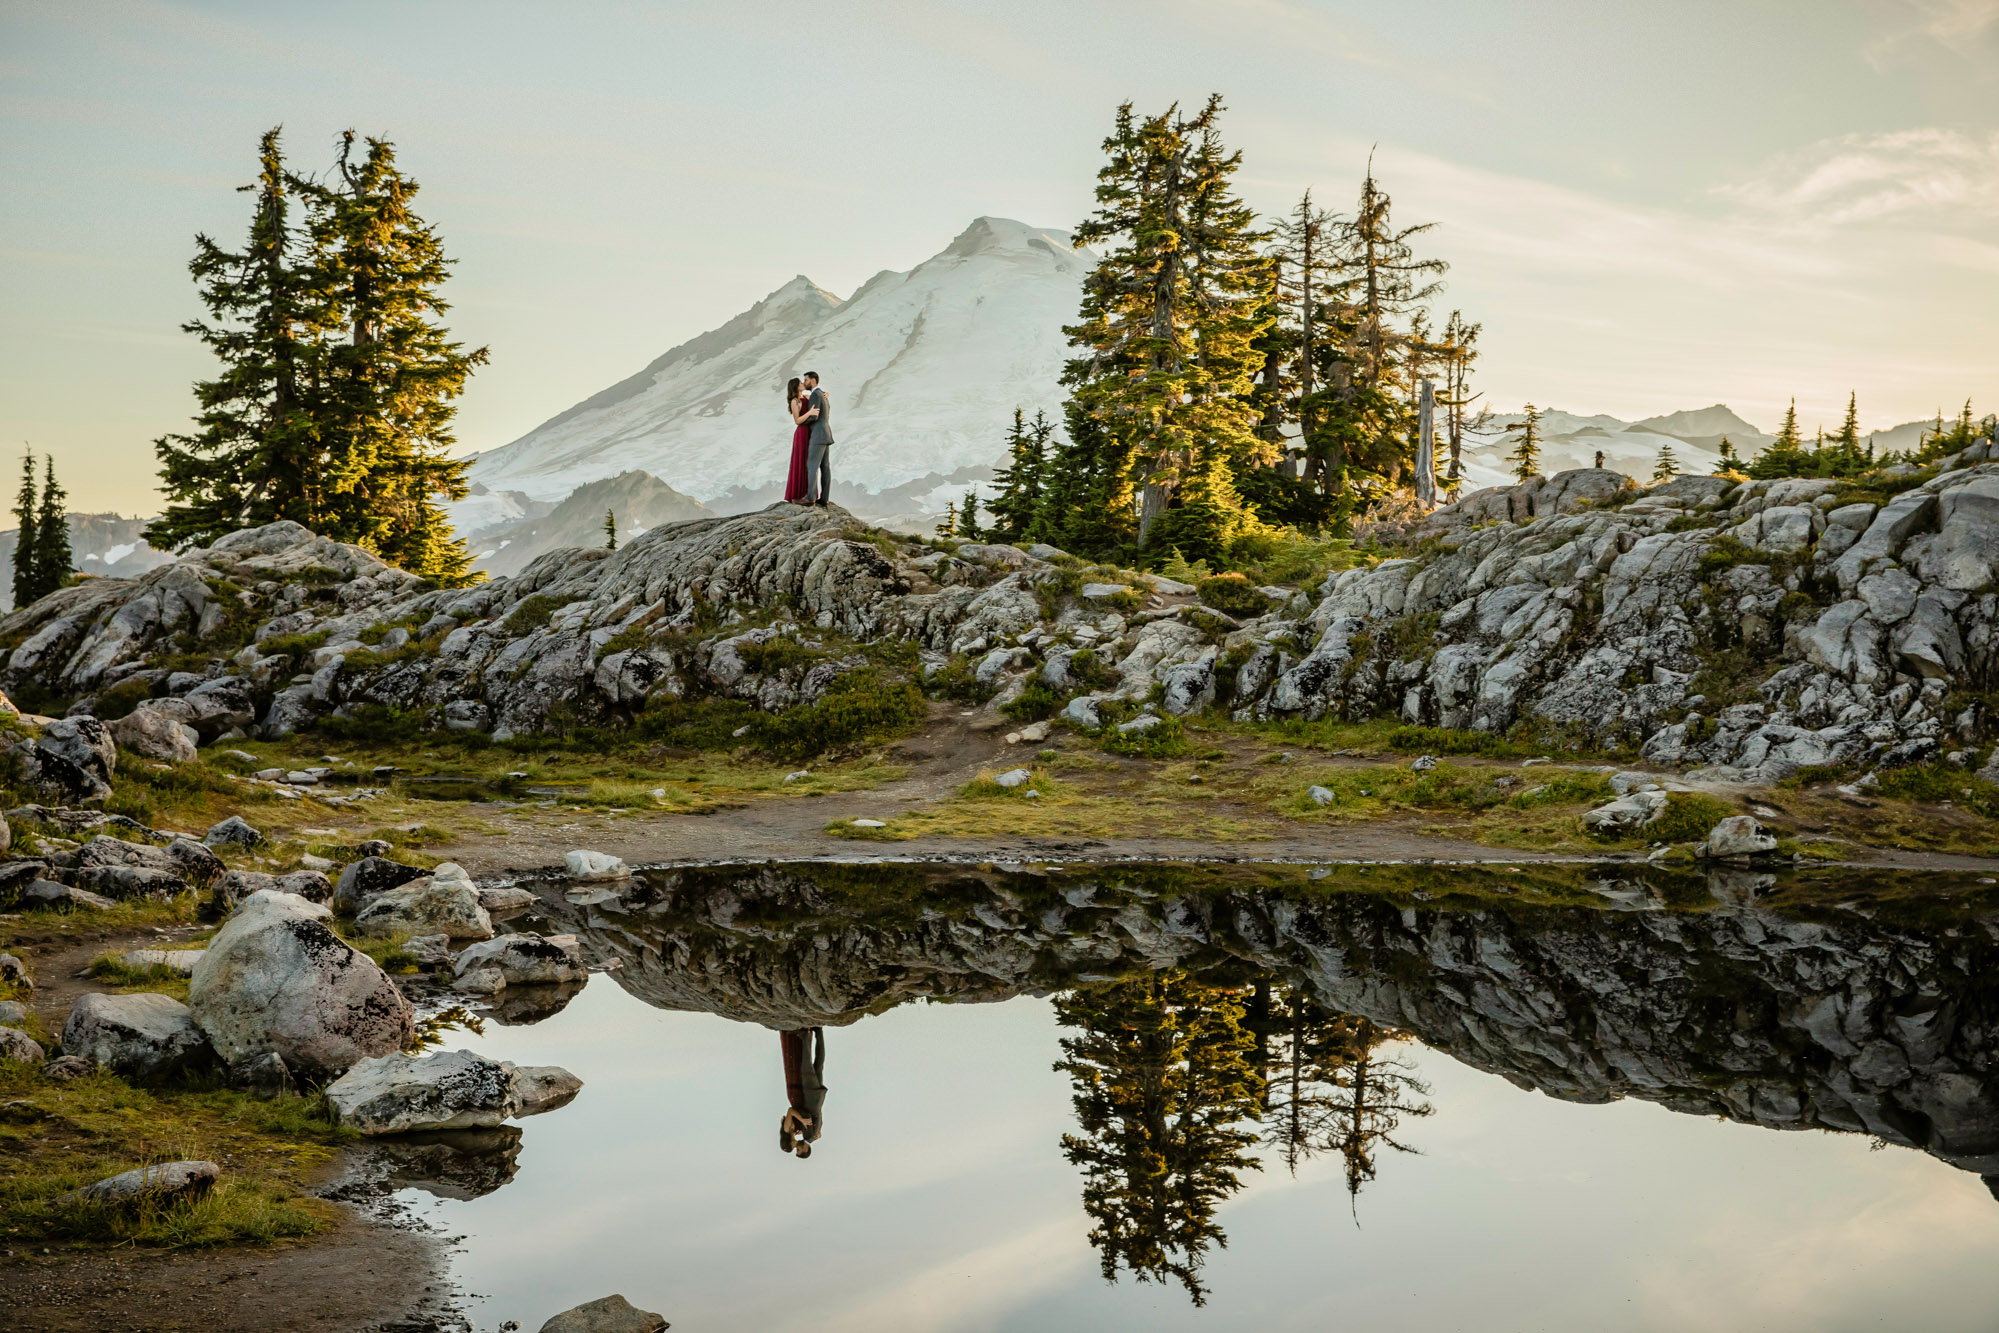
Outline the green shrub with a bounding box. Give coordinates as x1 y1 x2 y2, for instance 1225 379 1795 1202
634 696 762 750
1197 572 1269 617
751 669 926 760
736 635 820 676
1001 680 1062 722
92 675 158 722
1101 713 1189 758
256 630 330 659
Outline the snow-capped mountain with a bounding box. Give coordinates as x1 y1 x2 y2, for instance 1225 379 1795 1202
463 217 1093 514
3 515 173 611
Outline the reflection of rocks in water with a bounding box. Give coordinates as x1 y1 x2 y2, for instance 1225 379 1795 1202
482 979 587 1026
530 861 1999 1185
375 1125 523 1200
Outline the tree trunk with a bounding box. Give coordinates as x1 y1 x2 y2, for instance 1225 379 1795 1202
1415 378 1437 510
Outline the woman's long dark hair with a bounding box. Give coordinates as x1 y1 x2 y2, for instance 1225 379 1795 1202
786 376 802 408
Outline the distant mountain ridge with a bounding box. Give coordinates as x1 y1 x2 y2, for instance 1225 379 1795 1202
469 470 713 577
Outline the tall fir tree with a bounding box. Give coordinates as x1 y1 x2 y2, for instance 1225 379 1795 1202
1749 397 1812 479
958 491 983 540
1716 435 1741 472
32 456 70 599
1055 97 1272 562
938 499 959 541
603 509 617 550
151 129 485 583
11 449 38 610
150 128 326 552
1054 971 1263 1307
986 409 1045 539
1505 404 1543 481
297 132 488 582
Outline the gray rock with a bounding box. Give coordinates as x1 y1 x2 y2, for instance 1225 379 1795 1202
60 1160 219 1207
356 875 494 941
213 868 332 913
992 768 1032 789
1061 695 1105 731
1079 582 1128 600
451 933 588 992
537 1294 668 1333
1697 814 1780 860
40 1053 93 1079
325 1048 523 1135
1581 790 1670 832
25 717 117 804
476 885 538 916
1306 785 1335 806
0 999 27 1025
0 951 31 989
203 815 264 848
24 880 116 910
564 850 627 882
1115 714 1163 735
0 1027 44 1063
61 992 211 1079
76 834 222 888
331 855 428 914
107 705 199 764
515 1064 585 1117
405 934 454 970
1409 754 1439 771
188 890 414 1076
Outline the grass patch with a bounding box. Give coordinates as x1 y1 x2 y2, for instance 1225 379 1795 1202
0 1063 350 1248
1101 714 1191 759
82 953 195 1000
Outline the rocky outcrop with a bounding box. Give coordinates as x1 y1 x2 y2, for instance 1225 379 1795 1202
528 861 1999 1188
537 1295 668 1333
1 446 1994 783
188 890 414 1076
59 1160 219 1207
451 933 588 994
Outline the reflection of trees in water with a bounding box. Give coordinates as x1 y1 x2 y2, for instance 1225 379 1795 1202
1245 981 1433 1209
1056 975 1436 1303
1053 970 1263 1306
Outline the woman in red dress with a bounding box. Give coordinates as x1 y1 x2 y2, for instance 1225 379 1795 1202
783 377 813 504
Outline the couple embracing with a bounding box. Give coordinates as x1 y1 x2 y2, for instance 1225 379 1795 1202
783 371 834 506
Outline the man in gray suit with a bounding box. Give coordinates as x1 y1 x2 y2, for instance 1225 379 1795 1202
801 371 833 506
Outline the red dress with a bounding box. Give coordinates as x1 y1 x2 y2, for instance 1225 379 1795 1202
783 405 811 503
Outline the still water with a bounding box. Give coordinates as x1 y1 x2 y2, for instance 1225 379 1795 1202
387 862 1999 1331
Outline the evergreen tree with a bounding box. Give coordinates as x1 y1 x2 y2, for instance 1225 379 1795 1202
32 456 70 598
150 128 326 552
297 132 488 582
151 129 486 584
987 409 1051 540
1505 404 1542 482
958 491 983 540
1438 310 1483 495
1652 441 1680 482
1749 398 1812 479
1716 436 1741 472
1322 1017 1432 1205
938 500 959 540
11 449 38 610
1054 971 1263 1307
1055 97 1272 561
603 509 617 550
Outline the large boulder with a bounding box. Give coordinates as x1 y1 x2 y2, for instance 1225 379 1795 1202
1697 815 1779 861
61 992 212 1079
77 834 221 888
324 1048 580 1135
1580 789 1670 833
203 815 264 848
451 933 588 994
59 1160 220 1207
537 1295 668 1333
188 890 414 1077
107 706 199 764
331 855 429 914
20 716 117 804
355 873 493 941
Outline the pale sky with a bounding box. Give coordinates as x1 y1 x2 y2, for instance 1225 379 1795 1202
3 0 1997 515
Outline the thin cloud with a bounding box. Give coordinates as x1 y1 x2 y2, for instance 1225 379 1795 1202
1716 128 1999 225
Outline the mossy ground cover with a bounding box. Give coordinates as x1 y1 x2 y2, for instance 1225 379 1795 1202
0 1063 352 1249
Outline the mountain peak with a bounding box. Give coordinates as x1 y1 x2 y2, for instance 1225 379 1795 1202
941 216 1081 262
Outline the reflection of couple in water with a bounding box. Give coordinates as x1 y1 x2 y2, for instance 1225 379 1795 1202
778 1027 827 1159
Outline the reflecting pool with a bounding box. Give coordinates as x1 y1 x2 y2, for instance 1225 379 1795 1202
388 861 1999 1331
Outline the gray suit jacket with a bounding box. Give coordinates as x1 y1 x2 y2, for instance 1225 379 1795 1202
806 387 834 447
